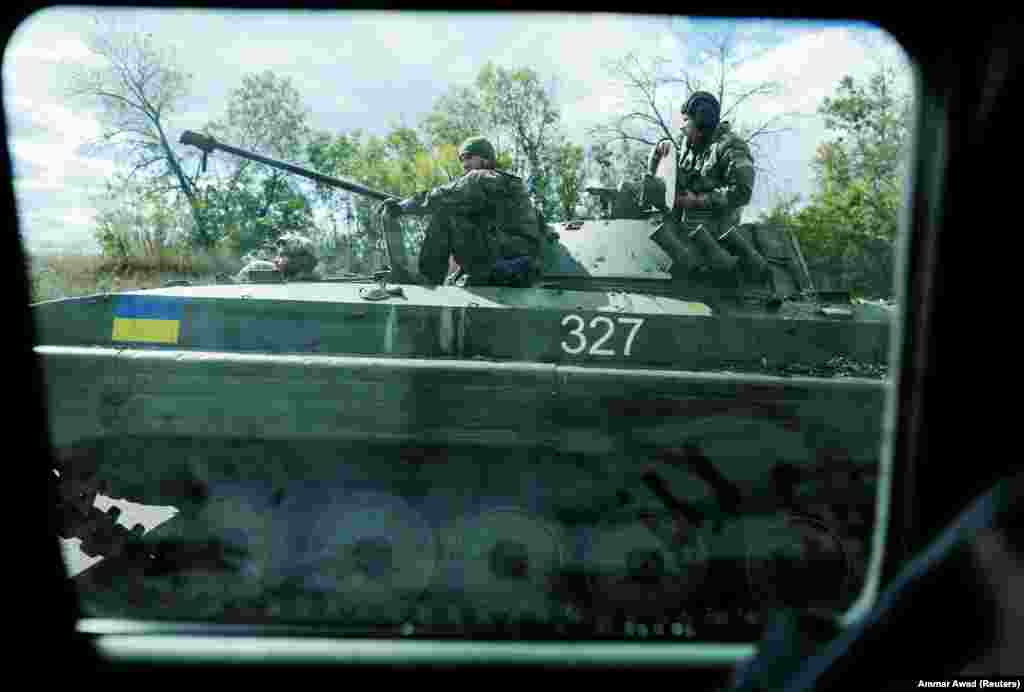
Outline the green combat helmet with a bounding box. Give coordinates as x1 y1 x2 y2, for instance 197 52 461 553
272 232 319 280
235 232 318 283
460 135 496 162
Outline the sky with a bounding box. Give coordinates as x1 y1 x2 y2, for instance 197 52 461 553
1 7 915 255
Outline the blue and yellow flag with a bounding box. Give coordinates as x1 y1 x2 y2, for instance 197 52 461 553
111 296 184 344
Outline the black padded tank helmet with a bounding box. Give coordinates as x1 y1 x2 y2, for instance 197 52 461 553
681 91 721 132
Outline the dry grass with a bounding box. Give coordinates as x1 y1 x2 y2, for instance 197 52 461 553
28 248 245 303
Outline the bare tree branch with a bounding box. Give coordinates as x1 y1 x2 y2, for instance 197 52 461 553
125 155 166 179
591 26 802 189
65 16 206 239
721 82 781 123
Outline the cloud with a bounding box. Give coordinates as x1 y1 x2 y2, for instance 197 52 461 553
8 95 102 146
3 8 916 253
2 7 105 67
4 34 97 65
15 194 101 254
729 24 913 118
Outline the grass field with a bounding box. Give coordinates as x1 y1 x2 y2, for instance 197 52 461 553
27 249 245 303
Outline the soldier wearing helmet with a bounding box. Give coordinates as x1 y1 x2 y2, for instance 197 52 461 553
649 91 756 239
271 231 318 279
379 136 543 287
236 231 319 283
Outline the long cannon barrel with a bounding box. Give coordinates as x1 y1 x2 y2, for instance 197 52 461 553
179 130 395 202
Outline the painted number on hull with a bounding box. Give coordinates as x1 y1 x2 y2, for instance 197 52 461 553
561 314 646 357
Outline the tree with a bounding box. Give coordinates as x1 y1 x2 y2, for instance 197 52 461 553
421 63 562 181
64 16 208 242
93 176 188 263
199 71 317 255
419 63 581 223
553 142 586 220
763 64 912 298
588 53 678 150
306 126 455 274
589 26 791 182
421 85 491 151
209 71 311 161
818 65 912 201
476 64 561 179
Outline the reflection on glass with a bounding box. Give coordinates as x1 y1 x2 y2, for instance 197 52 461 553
8 7 913 641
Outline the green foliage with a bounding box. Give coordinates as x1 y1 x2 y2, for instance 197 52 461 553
197 71 317 254
586 140 647 188
762 64 910 299
305 128 441 273
199 174 313 257
420 62 582 223
554 143 585 220
758 194 801 228
819 66 911 188
306 59 586 267
93 178 189 261
212 71 311 160
526 169 559 223
78 42 591 275
475 63 560 175
421 85 490 149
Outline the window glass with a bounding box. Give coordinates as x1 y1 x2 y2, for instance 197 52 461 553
7 7 914 641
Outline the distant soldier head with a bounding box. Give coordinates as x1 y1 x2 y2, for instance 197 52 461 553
272 232 318 279
459 136 496 172
236 259 279 284
680 91 721 146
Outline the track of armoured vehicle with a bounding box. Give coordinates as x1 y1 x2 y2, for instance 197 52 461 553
43 131 892 640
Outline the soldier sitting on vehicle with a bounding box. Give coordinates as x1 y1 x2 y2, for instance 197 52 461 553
378 136 544 287
612 91 763 280
648 90 756 239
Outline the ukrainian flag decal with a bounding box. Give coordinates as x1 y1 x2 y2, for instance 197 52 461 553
112 296 184 344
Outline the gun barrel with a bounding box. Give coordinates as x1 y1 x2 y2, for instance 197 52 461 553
179 130 395 202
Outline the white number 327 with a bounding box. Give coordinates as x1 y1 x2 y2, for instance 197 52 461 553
560 314 646 357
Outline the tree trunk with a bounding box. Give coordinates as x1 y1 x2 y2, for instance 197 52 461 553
154 119 212 246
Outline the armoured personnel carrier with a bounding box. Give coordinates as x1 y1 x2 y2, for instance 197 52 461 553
42 132 892 641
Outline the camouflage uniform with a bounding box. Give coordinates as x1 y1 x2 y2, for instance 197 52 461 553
653 121 756 238
397 169 543 287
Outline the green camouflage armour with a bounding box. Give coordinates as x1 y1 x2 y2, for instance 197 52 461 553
400 168 543 286
653 121 756 238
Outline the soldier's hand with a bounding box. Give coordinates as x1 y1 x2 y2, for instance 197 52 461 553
677 191 706 209
378 198 403 217
655 140 672 157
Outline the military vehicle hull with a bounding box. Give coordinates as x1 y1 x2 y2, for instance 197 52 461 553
46 130 890 638
41 278 887 639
